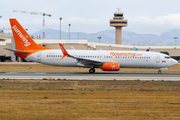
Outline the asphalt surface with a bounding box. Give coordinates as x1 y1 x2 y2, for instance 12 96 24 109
0 72 180 81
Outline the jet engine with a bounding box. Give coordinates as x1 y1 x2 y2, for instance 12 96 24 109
102 62 120 71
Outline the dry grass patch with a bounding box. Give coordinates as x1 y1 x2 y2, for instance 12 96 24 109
0 91 180 120
0 80 180 92
0 80 180 119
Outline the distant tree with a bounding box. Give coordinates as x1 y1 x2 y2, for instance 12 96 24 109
160 51 169 55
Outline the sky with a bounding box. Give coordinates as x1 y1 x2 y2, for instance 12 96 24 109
1 0 180 35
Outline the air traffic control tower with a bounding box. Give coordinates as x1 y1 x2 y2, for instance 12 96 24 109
110 11 127 44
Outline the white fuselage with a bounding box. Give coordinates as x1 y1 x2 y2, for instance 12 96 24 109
26 50 178 69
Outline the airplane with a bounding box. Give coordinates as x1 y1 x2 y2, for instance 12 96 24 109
134 48 138 51
134 48 149 52
71 46 75 50
5 18 178 74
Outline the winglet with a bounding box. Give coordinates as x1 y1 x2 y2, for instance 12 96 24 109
59 43 70 60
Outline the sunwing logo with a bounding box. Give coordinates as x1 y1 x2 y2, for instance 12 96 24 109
110 52 142 57
110 63 119 70
12 25 30 47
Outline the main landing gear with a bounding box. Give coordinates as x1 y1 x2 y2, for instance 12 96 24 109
158 70 162 74
89 68 95 74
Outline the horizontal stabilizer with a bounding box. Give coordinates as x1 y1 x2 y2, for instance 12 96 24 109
4 48 28 54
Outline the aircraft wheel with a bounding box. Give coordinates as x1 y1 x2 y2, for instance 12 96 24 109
158 70 162 74
89 68 95 74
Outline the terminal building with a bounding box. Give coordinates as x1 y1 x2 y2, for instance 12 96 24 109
0 11 180 62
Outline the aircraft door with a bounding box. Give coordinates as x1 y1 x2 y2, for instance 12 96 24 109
156 54 160 63
37 52 41 62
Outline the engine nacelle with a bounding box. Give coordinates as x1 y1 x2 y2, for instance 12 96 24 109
102 62 120 71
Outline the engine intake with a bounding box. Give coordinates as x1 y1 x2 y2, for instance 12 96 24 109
102 62 120 71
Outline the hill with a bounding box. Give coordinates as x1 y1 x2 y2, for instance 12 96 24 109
32 29 180 46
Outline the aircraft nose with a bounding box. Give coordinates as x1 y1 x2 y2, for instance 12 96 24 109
173 59 178 65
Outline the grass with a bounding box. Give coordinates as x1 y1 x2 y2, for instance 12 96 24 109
0 80 180 119
0 63 180 119
0 63 180 73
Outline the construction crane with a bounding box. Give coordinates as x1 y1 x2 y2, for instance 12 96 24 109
13 10 51 39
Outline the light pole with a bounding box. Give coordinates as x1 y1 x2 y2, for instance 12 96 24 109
174 37 178 46
60 17 62 40
97 36 101 43
69 24 71 40
0 16 2 33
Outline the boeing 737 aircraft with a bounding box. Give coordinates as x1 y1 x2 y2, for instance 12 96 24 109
5 18 178 74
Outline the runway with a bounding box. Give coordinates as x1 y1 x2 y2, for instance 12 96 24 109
0 72 180 81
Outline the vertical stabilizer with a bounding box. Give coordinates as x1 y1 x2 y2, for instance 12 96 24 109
9 18 50 51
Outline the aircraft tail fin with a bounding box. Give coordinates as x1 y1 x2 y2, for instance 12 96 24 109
134 48 138 51
146 49 149 52
9 18 51 51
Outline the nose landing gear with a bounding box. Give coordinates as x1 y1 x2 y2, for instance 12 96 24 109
89 68 95 74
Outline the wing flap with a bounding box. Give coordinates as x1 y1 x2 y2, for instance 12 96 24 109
74 56 102 65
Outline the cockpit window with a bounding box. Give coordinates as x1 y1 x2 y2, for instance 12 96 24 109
165 56 171 59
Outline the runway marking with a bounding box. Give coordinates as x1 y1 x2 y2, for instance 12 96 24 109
5 72 17 74
1 72 180 81
35 72 47 74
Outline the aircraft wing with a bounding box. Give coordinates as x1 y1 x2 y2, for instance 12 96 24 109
59 44 103 67
4 48 28 54
71 56 103 66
